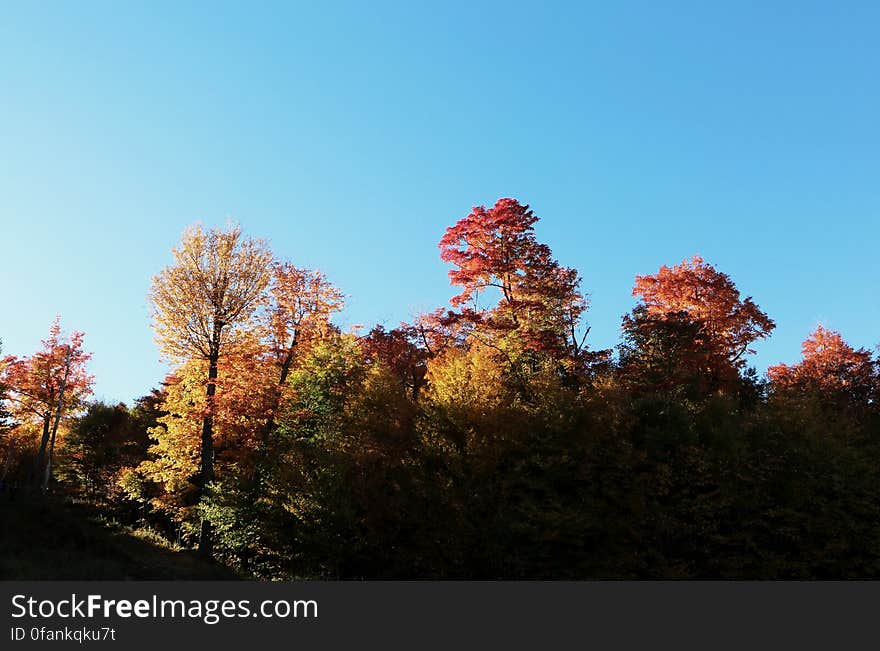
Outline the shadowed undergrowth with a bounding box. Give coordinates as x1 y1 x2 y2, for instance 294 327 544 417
0 494 238 580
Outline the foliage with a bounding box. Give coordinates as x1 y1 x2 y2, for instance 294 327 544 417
438 198 590 362
148 223 274 552
631 255 775 391
148 223 274 364
63 402 149 500
5 203 880 580
0 318 93 488
769 326 878 407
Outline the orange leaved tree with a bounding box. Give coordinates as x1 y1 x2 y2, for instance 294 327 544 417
262 263 344 437
628 255 775 392
768 326 877 406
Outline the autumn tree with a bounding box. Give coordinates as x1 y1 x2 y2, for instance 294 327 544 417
629 255 775 392
359 324 428 400
137 348 274 535
148 223 273 553
0 318 93 490
438 198 589 363
419 337 624 578
619 306 718 398
0 340 12 433
0 340 16 483
261 264 344 441
768 326 878 407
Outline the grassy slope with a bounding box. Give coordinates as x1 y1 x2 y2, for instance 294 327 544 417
0 495 238 580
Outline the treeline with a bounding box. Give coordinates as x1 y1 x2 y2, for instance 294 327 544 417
2 198 879 579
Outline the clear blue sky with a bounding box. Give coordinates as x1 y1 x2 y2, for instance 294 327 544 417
1 1 878 404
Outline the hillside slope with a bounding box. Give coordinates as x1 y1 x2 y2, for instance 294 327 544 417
0 495 238 580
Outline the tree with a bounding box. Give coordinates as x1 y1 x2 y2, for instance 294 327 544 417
438 198 589 362
148 223 273 553
65 401 151 501
0 318 93 489
0 340 16 484
260 333 369 577
359 324 428 401
262 264 344 441
619 306 719 398
0 340 13 433
137 350 274 543
630 255 775 391
768 326 878 406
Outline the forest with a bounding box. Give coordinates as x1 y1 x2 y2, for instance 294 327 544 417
2 197 879 579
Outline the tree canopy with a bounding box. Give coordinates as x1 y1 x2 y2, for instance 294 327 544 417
2 200 878 579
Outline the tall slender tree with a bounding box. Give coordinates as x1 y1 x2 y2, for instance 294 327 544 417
149 223 273 554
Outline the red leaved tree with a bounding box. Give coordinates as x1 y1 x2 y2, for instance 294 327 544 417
359 324 428 401
437 198 589 362
1 317 93 489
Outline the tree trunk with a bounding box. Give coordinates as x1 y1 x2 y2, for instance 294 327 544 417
200 354 218 486
198 347 219 556
1 448 12 483
265 344 296 440
34 413 52 486
42 346 73 492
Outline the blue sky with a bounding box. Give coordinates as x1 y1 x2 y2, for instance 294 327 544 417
1 1 878 404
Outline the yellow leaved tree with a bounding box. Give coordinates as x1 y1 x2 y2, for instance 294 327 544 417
148 223 273 554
